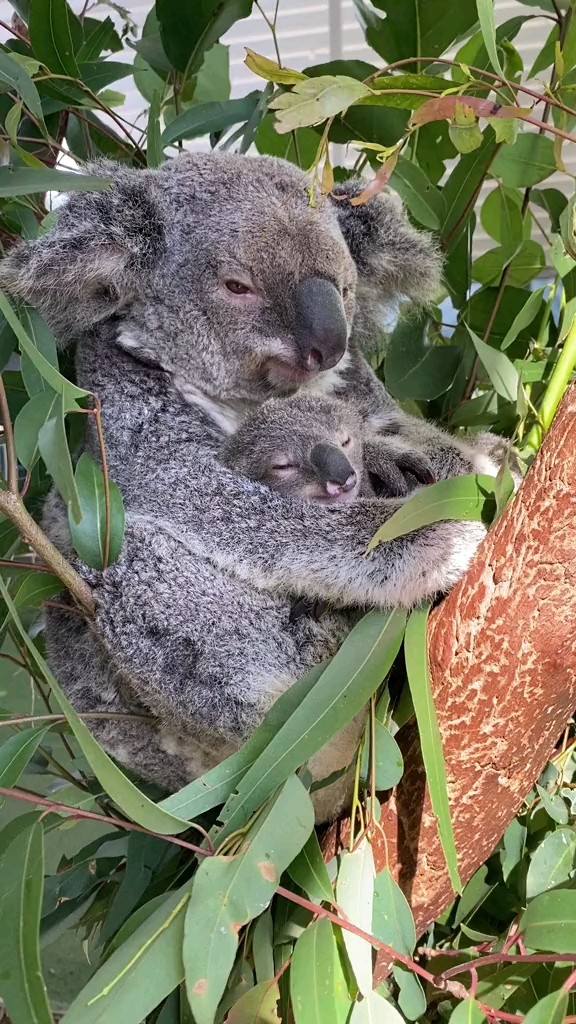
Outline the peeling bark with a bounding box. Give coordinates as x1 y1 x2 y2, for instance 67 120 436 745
322 383 576 980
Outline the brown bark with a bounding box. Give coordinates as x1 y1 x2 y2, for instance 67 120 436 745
322 383 576 980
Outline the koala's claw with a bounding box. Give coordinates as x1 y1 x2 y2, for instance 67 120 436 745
365 442 436 498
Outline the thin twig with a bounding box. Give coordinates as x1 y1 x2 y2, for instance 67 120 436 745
0 711 153 728
0 374 18 494
0 558 54 574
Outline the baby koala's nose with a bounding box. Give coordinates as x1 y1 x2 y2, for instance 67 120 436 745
326 471 357 497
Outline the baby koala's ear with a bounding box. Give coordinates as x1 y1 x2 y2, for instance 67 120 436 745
329 180 443 304
0 160 165 342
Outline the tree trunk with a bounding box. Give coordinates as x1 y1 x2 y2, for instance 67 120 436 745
322 383 576 981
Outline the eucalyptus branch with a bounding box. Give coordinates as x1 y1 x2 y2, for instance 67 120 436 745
0 490 94 615
0 375 18 495
523 312 576 454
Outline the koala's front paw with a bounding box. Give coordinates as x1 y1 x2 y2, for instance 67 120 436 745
363 437 435 498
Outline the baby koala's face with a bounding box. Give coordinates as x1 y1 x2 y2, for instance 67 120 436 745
223 395 365 504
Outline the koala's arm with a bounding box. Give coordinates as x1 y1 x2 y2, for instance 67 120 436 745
338 347 502 482
126 450 485 611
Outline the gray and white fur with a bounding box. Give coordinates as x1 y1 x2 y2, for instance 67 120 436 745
0 153 501 818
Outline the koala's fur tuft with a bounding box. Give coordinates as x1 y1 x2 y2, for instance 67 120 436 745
0 153 500 819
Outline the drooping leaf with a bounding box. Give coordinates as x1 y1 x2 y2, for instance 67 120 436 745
405 606 461 893
491 135 556 187
502 288 546 349
480 187 524 261
252 910 275 984
389 155 445 230
520 890 576 952
0 575 196 837
162 93 262 145
227 980 280 1023
18 306 58 398
465 325 520 402
502 817 527 881
184 775 314 1024
350 992 406 1023
372 867 415 956
14 389 59 471
336 839 375 996
269 76 370 133
366 474 495 552
472 240 545 289
477 0 505 79
156 0 254 75
521 990 569 1024
0 50 45 130
448 998 486 1024
394 968 427 1020
536 784 569 825
61 882 191 1024
28 0 81 77
0 166 111 197
360 720 403 790
288 831 334 904
385 314 460 401
290 917 351 1024
527 828 576 899
357 0 478 66
68 450 125 569
37 392 82 523
217 607 407 841
0 822 52 1024
0 724 53 789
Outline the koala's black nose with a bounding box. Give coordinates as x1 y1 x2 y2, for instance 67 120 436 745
310 443 356 495
294 277 348 372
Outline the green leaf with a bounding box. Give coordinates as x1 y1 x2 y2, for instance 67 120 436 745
491 135 556 187
360 720 404 790
227 980 280 1023
442 132 498 248
18 305 58 397
61 882 191 1024
472 240 545 289
336 838 375 996
77 16 120 61
394 968 427 1021
252 911 275 984
384 314 460 401
480 187 524 260
0 574 196 837
532 188 567 234
389 156 445 230
465 324 520 402
536 784 569 825
502 288 546 349
372 867 415 956
0 822 52 1024
0 166 111 197
358 73 446 112
350 992 406 1023
366 474 495 552
522 990 569 1024
477 0 505 79
520 890 576 952
156 0 253 75
0 293 88 403
218 607 407 841
269 76 370 133
290 917 351 1024
160 662 327 821
162 94 261 145
405 606 461 893
287 831 334 904
502 817 527 881
448 998 486 1024
529 25 558 77
358 0 478 65
0 724 52 788
527 828 576 899
38 392 82 523
0 50 45 130
449 121 484 155
14 389 59 471
194 43 231 104
29 0 80 77
485 115 519 145
184 775 314 1024
68 450 125 569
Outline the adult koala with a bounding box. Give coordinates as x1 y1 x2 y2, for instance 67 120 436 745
0 153 496 815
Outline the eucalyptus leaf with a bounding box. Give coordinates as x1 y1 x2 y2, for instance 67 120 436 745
336 839 375 996
69 451 125 569
465 325 520 402
527 828 576 898
520 890 576 952
269 76 370 133
287 830 334 904
290 917 351 1024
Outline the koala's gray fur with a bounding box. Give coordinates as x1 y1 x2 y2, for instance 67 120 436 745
0 152 500 818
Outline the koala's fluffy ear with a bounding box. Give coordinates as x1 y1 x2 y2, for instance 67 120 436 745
329 180 442 333
0 160 165 342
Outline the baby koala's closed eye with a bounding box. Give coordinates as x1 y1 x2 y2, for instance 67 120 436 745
222 394 369 505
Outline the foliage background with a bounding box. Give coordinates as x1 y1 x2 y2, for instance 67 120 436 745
0 0 575 1021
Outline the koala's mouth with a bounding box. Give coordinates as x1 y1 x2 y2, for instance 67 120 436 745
264 356 322 388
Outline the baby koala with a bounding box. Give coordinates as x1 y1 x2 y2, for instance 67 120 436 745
222 393 370 505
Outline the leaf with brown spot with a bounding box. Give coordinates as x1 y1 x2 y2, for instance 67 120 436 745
183 775 313 1024
410 95 528 127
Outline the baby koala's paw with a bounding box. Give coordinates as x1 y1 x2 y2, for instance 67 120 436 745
363 437 436 498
